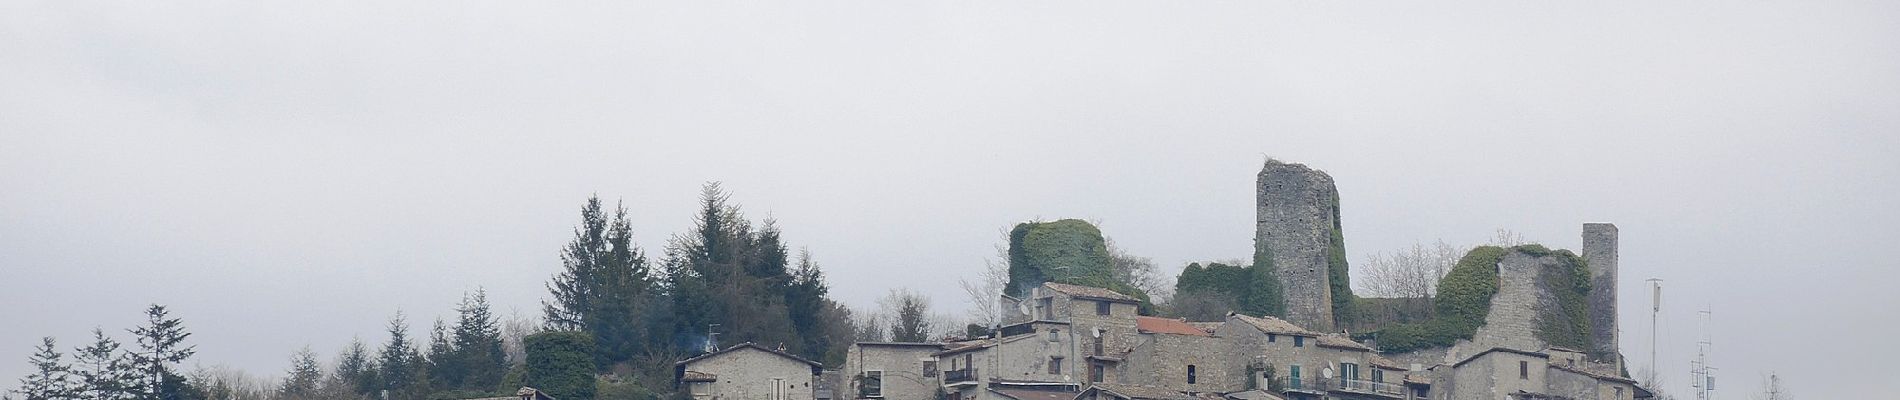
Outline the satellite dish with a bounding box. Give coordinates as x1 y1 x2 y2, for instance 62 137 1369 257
1017 301 1031 316
1092 329 1102 338
1322 367 1334 379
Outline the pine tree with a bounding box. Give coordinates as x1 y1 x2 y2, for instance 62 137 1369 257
425 319 458 391
128 304 194 400
278 347 322 398
332 338 377 397
544 196 610 332
377 312 422 399
450 290 506 391
72 329 138 400
13 337 76 400
784 250 832 361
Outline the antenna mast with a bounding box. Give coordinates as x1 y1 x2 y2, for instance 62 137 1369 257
1647 278 1663 375
1690 308 1716 400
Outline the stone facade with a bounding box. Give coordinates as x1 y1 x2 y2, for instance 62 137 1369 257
1121 319 1230 394
678 343 821 400
1581 223 1619 367
1256 159 1343 332
846 343 947 400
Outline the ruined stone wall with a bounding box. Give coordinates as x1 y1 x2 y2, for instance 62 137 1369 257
1450 251 1561 361
1256 159 1340 331
1581 223 1620 364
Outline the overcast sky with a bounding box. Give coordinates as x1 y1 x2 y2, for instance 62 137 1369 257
4 1 1896 397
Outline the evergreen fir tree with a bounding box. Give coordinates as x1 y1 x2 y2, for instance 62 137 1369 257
450 289 506 391
72 329 138 400
128 304 194 400
376 312 422 399
278 347 322 398
543 197 609 332
13 337 76 400
425 319 458 391
332 338 377 397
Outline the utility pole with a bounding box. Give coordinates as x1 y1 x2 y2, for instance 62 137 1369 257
1648 278 1663 375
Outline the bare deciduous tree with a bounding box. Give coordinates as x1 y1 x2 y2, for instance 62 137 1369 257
1107 237 1170 303
1490 229 1528 247
959 236 1011 330
499 307 540 366
1752 373 1791 400
1358 240 1465 299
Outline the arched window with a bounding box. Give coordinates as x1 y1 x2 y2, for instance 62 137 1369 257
1187 365 1198 384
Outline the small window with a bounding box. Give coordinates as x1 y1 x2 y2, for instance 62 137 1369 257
1089 363 1105 383
1049 329 1061 342
923 360 938 378
1096 301 1111 316
862 370 884 398
1049 357 1063 374
1293 336 1304 347
1187 365 1198 384
1372 369 1384 383
1268 333 1277 343
1519 361 1529 379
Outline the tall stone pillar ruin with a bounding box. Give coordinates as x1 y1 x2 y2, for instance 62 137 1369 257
1581 223 1620 364
1255 159 1342 332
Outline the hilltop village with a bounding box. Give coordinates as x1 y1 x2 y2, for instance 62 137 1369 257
674 160 1651 400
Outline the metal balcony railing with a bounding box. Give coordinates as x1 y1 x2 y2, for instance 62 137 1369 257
943 368 977 384
1272 377 1404 398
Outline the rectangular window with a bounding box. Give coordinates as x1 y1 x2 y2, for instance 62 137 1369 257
1268 333 1276 343
923 360 938 378
1049 329 1061 342
1293 336 1304 347
1039 298 1054 319
1372 369 1384 383
862 371 884 398
1096 301 1111 316
1340 363 1358 381
1049 357 1063 374
1289 365 1303 389
1187 365 1198 384
1519 361 1529 379
1089 363 1105 383
1092 337 1104 356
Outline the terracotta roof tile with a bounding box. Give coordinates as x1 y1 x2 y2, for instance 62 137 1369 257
1136 317 1213 337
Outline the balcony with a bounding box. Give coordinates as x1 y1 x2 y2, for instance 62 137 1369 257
943 368 978 385
1273 378 1404 398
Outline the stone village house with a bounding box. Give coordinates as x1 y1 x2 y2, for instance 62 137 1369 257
677 342 824 400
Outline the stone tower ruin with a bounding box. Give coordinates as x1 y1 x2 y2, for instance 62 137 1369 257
1255 159 1343 332
1582 223 1620 365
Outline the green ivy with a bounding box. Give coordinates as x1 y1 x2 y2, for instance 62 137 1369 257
1004 219 1153 312
1532 247 1594 353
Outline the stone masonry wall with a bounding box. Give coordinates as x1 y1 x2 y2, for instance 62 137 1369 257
685 348 815 400
1581 223 1619 364
1451 251 1560 361
845 344 942 400
1256 159 1340 331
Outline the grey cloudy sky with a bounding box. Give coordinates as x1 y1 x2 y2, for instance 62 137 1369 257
3 0 1896 397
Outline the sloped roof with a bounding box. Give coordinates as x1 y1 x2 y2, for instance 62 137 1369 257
1136 316 1213 337
1549 364 1638 384
1221 389 1286 400
991 388 1080 400
1079 383 1195 400
1044 282 1140 303
1227 313 1319 337
1315 334 1372 351
676 342 822 368
679 371 717 382
1187 322 1223 333
1368 355 1406 370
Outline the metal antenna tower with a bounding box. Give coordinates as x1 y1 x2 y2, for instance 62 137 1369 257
1690 308 1716 400
1647 278 1663 374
